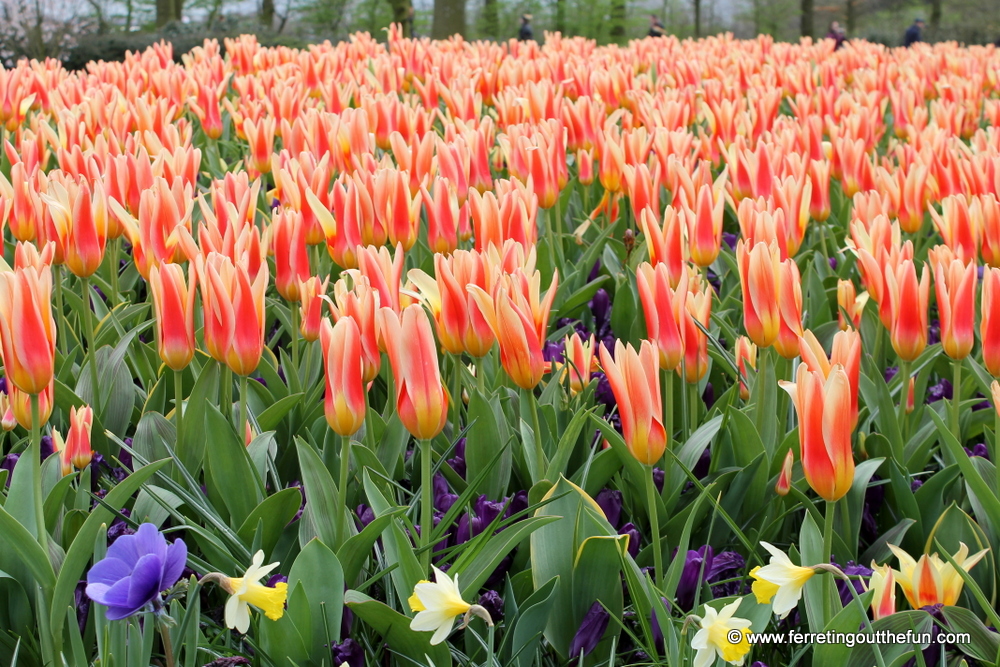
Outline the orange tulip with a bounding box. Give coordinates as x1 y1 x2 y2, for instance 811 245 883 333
149 263 198 371
868 564 896 621
468 270 558 390
636 262 687 371
799 329 862 430
884 259 930 363
558 332 597 395
244 117 276 177
14 240 54 271
320 317 367 437
734 335 757 401
270 208 311 302
774 258 804 360
836 279 868 331
684 183 725 268
980 267 1000 376
42 178 108 278
640 207 686 289
110 178 193 280
682 278 712 384
775 449 793 496
354 244 405 315
0 390 15 431
736 240 781 349
421 177 464 255
930 195 980 264
298 276 329 343
980 194 1000 268
928 246 976 361
330 277 381 382
0 265 55 394
65 404 94 470
9 378 53 429
598 339 667 466
888 543 989 609
198 253 269 376
377 305 449 440
780 363 855 503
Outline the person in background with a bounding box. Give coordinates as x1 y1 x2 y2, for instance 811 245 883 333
648 14 666 37
825 20 846 49
904 18 925 47
518 14 534 41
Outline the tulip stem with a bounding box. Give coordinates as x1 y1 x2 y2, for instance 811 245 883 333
662 368 674 448
174 370 183 449
419 438 433 572
646 465 664 590
524 388 545 483
289 304 299 377
53 265 67 355
951 357 962 445
108 237 120 309
239 373 249 442
82 276 101 414
29 393 48 556
896 360 911 441
476 359 487 396
338 433 352 546
221 363 233 424
688 382 699 435
822 500 836 623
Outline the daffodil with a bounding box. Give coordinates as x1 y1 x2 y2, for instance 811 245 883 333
690 598 753 667
889 542 989 608
750 541 815 619
202 550 288 633
408 566 473 645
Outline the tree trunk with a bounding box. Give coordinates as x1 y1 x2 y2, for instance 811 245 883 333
155 0 171 25
800 0 813 38
172 0 183 21
260 0 274 28
693 0 700 36
929 0 941 32
431 0 465 38
388 0 413 35
555 0 565 34
479 0 499 38
845 0 854 35
609 0 625 41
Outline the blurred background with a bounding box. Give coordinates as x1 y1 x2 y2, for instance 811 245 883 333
1 0 996 70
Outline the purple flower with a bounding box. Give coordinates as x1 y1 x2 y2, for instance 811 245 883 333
965 443 990 460
265 573 288 588
568 602 610 659
928 379 952 403
330 638 363 667
455 495 506 544
830 557 871 609
619 522 640 558
85 523 187 619
595 489 623 529
447 438 467 479
588 259 602 282
1 453 17 487
702 382 715 409
40 435 54 462
543 339 565 362
203 658 251 667
751 663 770 667
356 504 375 528
676 547 713 611
590 289 611 330
505 490 529 519
74 580 91 633
106 509 136 545
722 232 738 251
0 376 7 393
884 366 899 383
653 467 664 493
910 478 924 492
828 256 838 270
478 590 504 621
928 319 940 347
692 448 712 479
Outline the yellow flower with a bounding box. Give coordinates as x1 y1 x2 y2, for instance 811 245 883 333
691 598 753 667
750 541 815 619
222 550 288 633
889 542 989 608
408 566 472 645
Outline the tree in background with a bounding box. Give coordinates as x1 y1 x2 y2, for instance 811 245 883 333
432 0 464 36
801 0 812 36
609 0 625 39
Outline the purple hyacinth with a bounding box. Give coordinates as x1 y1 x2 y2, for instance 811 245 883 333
331 638 363 667
40 435 54 462
455 495 507 544
674 546 746 610
965 443 990 460
505 490 529 519
106 509 136 545
595 489 623 529
653 468 665 493
910 478 924 492
568 602 610 660
587 259 602 282
829 256 838 270
478 590 504 621
928 319 941 347
928 379 952 402
447 438 467 479
884 366 899 383
702 382 715 409
85 523 187 619
356 504 376 528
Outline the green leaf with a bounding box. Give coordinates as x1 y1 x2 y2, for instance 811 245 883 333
508 576 559 667
800 511 835 632
847 610 933 667
941 606 1000 662
842 458 884 559
345 590 451 666
132 485 185 529
257 392 304 432
465 390 512 499
203 403 262 528
812 590 874 667
289 539 345 655
363 471 424 607
930 409 1000 540
456 516 559 598
0 504 56 590
175 358 219 473
259 582 311 665
337 509 404 586
236 488 302 559
545 407 594 481
295 439 340 549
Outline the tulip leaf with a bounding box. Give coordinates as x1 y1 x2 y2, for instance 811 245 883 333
859 518 916 567
338 509 404 586
842 458 884 559
295 438 340 550
131 484 185 529
925 503 995 615
48 458 170 650
289 538 345 652
256 392 303 432
204 403 262 528
799 511 834 633
236 488 302 559
259 582 311 665
344 590 451 667
812 589 874 667
846 610 932 667
545 406 594 482
0 503 56 591
506 575 559 667
174 358 219 473
858 358 904 464
363 471 424 607
941 605 1000 662
456 516 560 598
466 389 512 499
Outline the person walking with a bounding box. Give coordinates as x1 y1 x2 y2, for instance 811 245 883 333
904 18 925 46
518 14 534 41
648 14 666 37
825 21 846 49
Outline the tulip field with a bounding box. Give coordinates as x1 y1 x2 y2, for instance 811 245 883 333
3 26 1000 667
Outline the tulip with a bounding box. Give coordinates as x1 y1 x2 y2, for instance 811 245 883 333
65 405 94 471
682 280 712 384
868 563 896 620
557 332 597 395
640 207 686 288
51 430 72 477
298 276 328 343
330 278 381 382
780 364 855 503
888 543 989 609
928 247 976 360
320 318 366 437
149 263 197 371
690 599 752 667
750 542 816 619
684 183 725 268
774 258 803 360
598 339 667 467
468 271 557 391
775 449 793 496
736 240 781 349
636 262 687 371
9 379 53 430
198 253 269 377
568 602 611 660
270 208 311 302
734 336 757 401
0 387 14 431
42 179 108 279
799 329 861 430
0 265 56 395
884 259 930 363
243 118 276 177
930 195 980 264
982 268 1000 377
421 177 463 255
836 279 868 330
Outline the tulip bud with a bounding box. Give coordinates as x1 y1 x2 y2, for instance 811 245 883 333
9 380 53 430
298 276 328 343
868 563 896 620
320 317 367 437
577 149 594 186
836 279 867 331
906 376 915 414
66 405 94 470
0 389 15 431
52 430 72 477
0 265 56 395
734 336 757 401
775 449 793 496
568 602 610 660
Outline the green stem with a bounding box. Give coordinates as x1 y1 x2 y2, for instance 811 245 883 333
680 360 689 439
545 206 558 283
30 393 48 555
646 465 664 590
451 354 461 435
338 433 352 546
486 620 496 667
54 265 66 355
840 570 887 667
108 237 120 309
174 369 183 448
239 373 249 441
873 324 884 371
419 438 433 572
476 358 486 396
159 617 175 667
221 363 233 424
896 359 911 440
290 303 299 376
525 388 545 483
753 346 772 439
819 220 831 266
688 382 698 434
662 368 674 449
993 408 1000 465
822 500 837 623
82 276 101 413
951 357 962 444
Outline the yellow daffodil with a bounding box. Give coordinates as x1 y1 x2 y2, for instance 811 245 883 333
750 541 815 619
211 550 288 633
408 566 473 645
889 542 989 608
691 598 753 667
